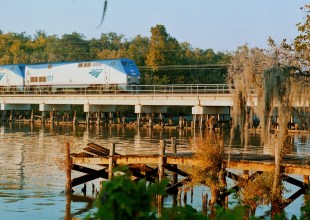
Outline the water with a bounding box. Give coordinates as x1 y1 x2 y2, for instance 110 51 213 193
0 122 309 219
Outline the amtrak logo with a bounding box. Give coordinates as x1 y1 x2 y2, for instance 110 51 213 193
89 69 103 78
0 73 4 81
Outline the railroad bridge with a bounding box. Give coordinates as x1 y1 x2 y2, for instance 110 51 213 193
0 84 308 127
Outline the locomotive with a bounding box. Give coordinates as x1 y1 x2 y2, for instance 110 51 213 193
0 58 140 92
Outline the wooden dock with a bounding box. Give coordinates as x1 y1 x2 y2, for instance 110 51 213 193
70 140 310 208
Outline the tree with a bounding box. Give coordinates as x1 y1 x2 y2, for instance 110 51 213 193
227 5 309 217
146 25 180 69
58 32 90 61
127 35 149 66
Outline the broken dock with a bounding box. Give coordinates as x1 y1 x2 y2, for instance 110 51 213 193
69 140 310 208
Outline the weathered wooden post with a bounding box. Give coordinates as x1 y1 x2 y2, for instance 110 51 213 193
178 116 183 129
171 137 178 185
65 142 72 194
72 111 77 124
65 192 72 220
108 143 115 180
159 140 166 182
172 137 178 207
97 111 101 126
171 137 177 155
1 111 5 121
30 110 34 122
304 175 309 189
86 112 90 126
50 110 54 124
9 109 13 122
109 112 113 125
158 139 166 217
148 116 153 128
177 187 182 206
183 188 187 204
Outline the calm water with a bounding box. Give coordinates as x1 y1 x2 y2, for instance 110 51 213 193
0 122 309 219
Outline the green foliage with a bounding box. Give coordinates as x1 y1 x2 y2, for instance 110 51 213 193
161 205 206 220
85 167 168 220
84 168 310 220
215 206 246 220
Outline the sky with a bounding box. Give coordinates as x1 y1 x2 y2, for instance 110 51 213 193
0 0 308 52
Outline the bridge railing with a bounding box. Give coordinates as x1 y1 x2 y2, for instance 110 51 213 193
0 84 230 95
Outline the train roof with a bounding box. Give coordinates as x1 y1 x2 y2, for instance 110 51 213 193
25 58 135 67
0 64 25 78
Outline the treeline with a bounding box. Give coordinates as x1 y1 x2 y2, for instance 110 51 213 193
0 24 230 84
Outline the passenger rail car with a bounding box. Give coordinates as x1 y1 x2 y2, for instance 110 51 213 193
0 58 140 92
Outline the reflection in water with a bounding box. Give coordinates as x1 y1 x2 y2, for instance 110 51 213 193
0 122 309 219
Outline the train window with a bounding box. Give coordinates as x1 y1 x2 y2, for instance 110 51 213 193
111 62 116 66
10 66 15 70
48 64 52 69
31 77 38 82
83 62 91 67
78 63 83 68
39 77 46 82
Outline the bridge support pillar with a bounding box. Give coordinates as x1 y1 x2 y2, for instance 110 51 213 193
135 105 168 127
39 104 71 112
84 105 116 125
40 104 71 124
83 104 116 113
1 104 31 111
192 106 230 129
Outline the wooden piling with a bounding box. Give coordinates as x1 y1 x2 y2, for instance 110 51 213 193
96 111 100 126
158 140 166 217
65 192 72 220
183 188 187 204
171 137 177 154
171 137 178 188
30 110 34 122
50 110 54 124
304 175 309 189
177 187 182 206
72 111 77 124
65 142 72 194
158 140 166 182
9 109 13 122
108 143 115 180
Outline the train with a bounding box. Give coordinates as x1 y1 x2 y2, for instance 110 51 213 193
0 58 140 92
